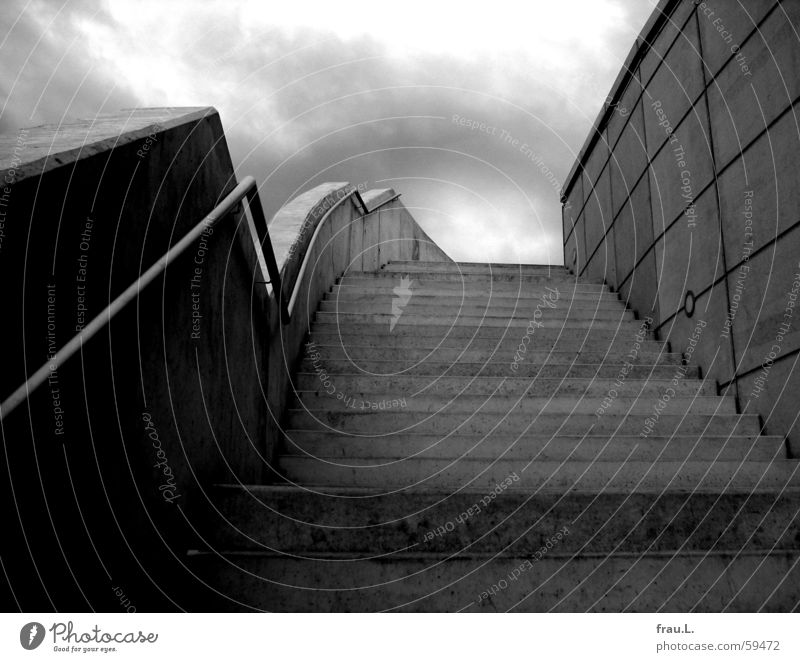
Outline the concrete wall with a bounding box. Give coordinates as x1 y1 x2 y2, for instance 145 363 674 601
0 107 449 610
261 183 450 472
562 0 800 455
0 107 275 610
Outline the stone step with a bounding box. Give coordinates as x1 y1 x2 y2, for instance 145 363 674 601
309 330 665 352
304 344 681 365
318 301 634 320
382 261 571 275
287 410 760 436
293 374 713 397
188 548 800 611
293 392 733 415
331 284 619 301
280 431 785 462
199 484 800 555
314 311 638 328
297 359 697 379
311 321 655 340
278 456 800 491
339 273 607 286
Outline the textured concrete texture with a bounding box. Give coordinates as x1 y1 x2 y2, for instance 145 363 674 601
261 186 450 474
561 0 800 454
189 261 800 611
0 107 449 611
0 107 273 610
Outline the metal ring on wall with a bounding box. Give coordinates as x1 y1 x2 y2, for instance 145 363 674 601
684 290 695 318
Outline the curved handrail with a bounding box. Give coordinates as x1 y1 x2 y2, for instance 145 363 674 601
284 186 400 316
0 175 288 420
0 175 400 421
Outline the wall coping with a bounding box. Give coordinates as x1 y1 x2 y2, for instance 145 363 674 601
0 106 217 184
268 182 400 302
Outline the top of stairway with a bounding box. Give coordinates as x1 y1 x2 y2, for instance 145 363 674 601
383 261 568 270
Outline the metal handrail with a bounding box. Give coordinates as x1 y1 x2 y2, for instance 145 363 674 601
285 186 400 316
0 175 288 420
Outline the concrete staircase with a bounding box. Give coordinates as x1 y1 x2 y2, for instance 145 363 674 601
191 262 800 611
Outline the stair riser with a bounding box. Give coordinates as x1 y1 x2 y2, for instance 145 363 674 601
340 274 605 284
287 412 760 436
305 345 682 365
204 488 799 554
319 301 631 318
298 361 698 379
281 432 783 462
332 286 618 301
294 374 712 396
315 313 634 328
309 333 666 353
382 263 571 275
189 552 800 612
279 458 797 491
294 394 733 415
311 323 655 341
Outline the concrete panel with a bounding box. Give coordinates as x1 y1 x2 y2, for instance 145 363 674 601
718 110 800 259
708 3 800 167
348 211 364 273
613 177 652 283
609 103 649 218
310 209 335 314
660 282 736 387
564 224 577 275
654 186 726 319
648 107 714 236
639 1 698 84
607 73 645 148
583 164 613 259
643 14 704 158
562 174 583 246
737 358 800 456
618 249 660 323
379 204 404 265
572 211 588 277
585 225 616 286
583 127 610 187
728 224 800 375
362 211 381 272
376 202 450 263
696 0 776 77
328 203 352 279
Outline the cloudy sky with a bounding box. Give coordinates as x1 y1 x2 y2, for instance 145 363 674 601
0 0 656 264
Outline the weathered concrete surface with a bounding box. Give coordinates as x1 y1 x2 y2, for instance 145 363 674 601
0 107 275 610
261 183 451 476
0 107 214 180
188 261 799 611
561 0 800 453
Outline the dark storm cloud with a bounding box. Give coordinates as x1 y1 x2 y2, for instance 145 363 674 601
0 0 137 133
0 0 656 262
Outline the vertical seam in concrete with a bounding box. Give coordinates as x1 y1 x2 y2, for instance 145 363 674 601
607 127 619 292
695 6 740 409
638 62 659 326
578 206 588 277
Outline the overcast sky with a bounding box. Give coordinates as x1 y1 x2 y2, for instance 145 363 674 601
0 0 656 264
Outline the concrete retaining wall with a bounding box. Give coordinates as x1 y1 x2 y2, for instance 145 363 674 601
0 107 449 609
561 0 800 454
